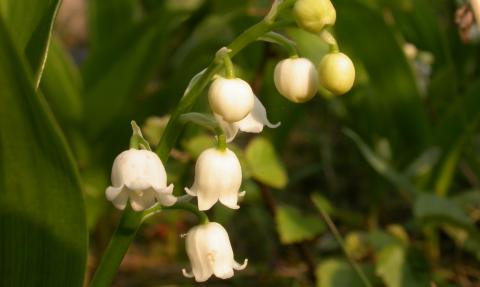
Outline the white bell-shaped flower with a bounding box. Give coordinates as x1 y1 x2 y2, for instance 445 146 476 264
208 76 255 123
185 147 245 211
216 96 280 142
274 57 319 103
106 148 177 211
182 222 248 282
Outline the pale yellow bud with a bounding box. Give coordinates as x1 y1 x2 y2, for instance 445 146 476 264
294 0 336 33
318 52 355 95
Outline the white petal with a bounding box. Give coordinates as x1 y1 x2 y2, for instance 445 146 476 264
213 263 234 279
215 114 239 142
237 96 280 133
106 186 123 201
189 226 213 282
111 189 129 210
233 259 248 270
110 149 168 190
129 189 156 211
197 190 219 211
204 223 236 279
182 268 195 278
154 184 177 206
184 187 197 196
238 190 246 197
219 191 240 210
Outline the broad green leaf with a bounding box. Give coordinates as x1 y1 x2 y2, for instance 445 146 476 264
41 37 83 124
413 193 473 230
83 167 108 230
0 0 60 86
335 0 430 159
0 18 86 287
344 128 421 197
246 137 288 189
376 244 430 287
82 8 174 137
316 258 370 287
87 0 136 54
275 205 324 244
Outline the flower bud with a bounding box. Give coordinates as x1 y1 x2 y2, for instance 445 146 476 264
294 0 336 33
274 57 319 103
182 222 247 282
208 77 255 123
185 147 245 211
105 149 176 211
318 52 355 95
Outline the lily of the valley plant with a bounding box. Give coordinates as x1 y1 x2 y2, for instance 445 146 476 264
90 0 357 285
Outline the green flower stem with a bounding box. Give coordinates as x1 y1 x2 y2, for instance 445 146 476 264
129 121 151 150
320 29 339 53
164 202 209 224
258 32 298 57
90 208 143 287
90 2 297 286
180 112 220 133
143 200 208 224
178 112 227 150
217 133 227 150
218 47 235 79
316 203 373 287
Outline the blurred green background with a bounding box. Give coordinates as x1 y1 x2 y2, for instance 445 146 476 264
1 0 480 286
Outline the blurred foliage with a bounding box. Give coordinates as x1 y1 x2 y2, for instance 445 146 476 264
1 0 480 286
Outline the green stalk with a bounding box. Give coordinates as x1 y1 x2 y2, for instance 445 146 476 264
163 202 209 224
258 32 298 57
143 199 209 224
89 208 143 287
220 49 235 79
217 133 227 151
319 29 339 53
